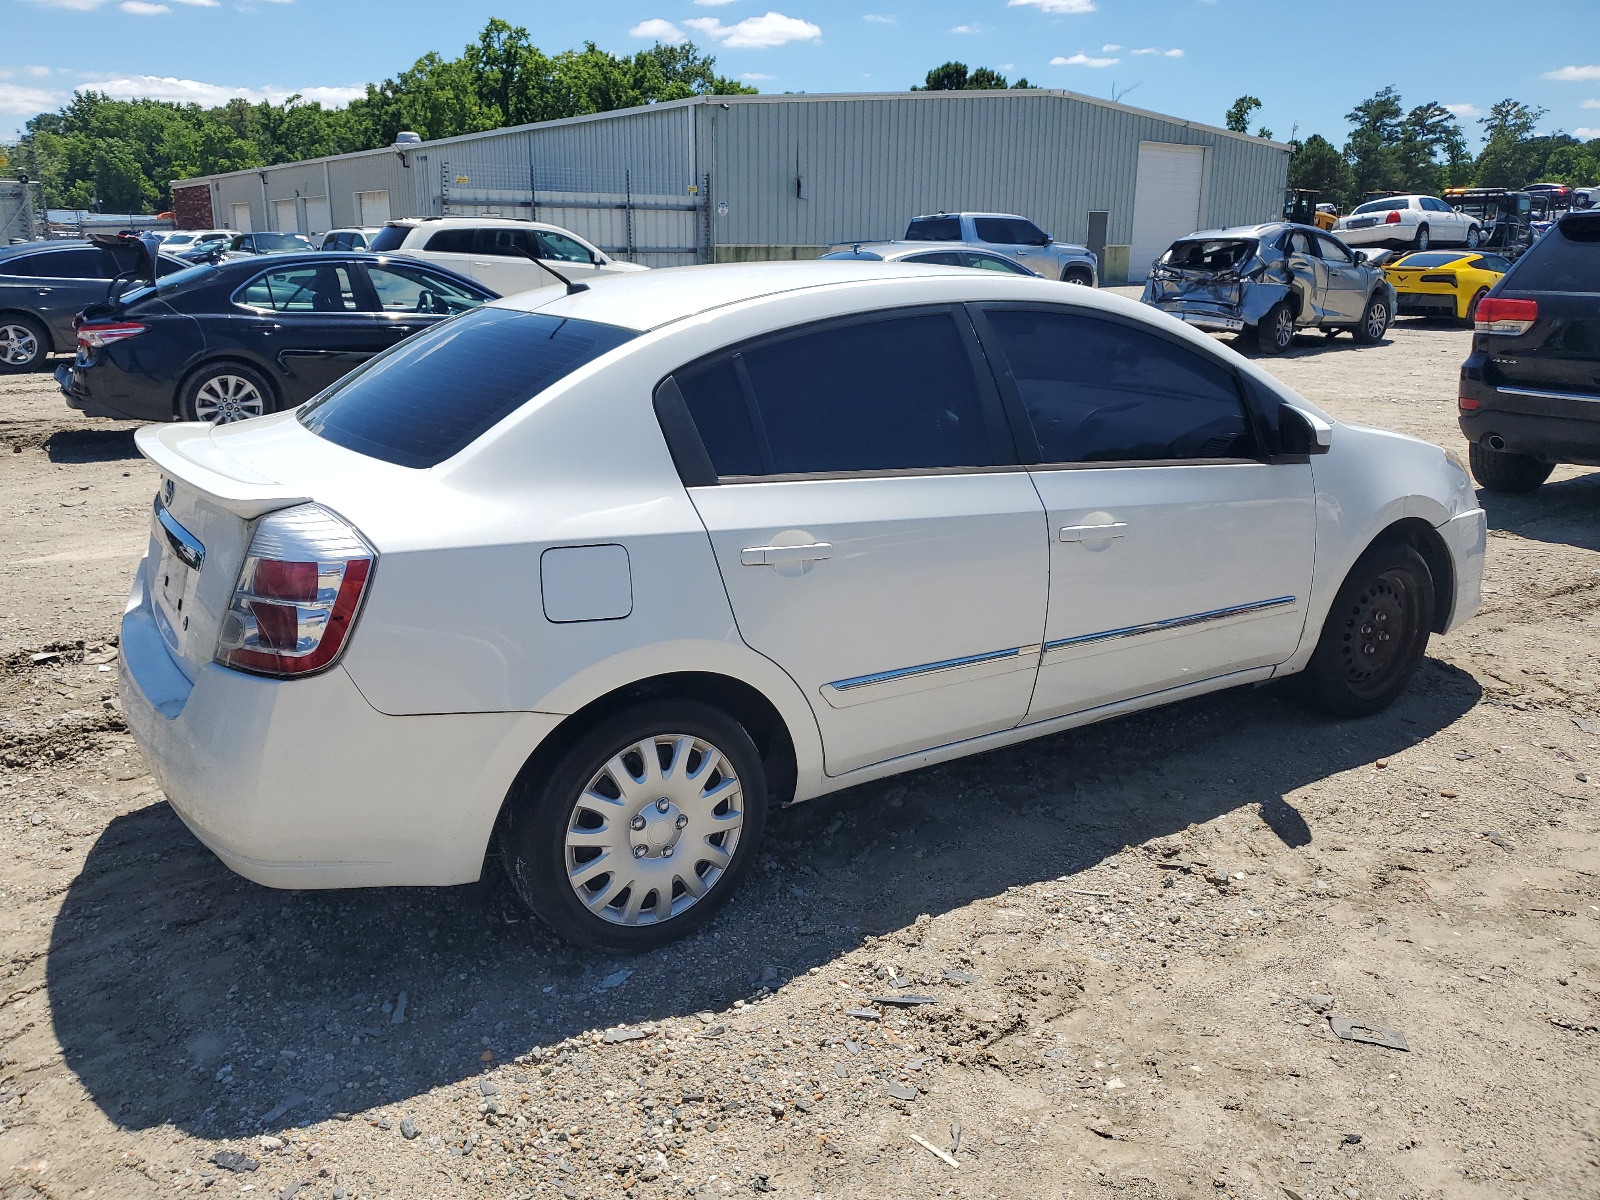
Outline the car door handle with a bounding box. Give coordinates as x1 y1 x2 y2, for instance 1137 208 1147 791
1059 523 1128 542
35 288 51 296
740 542 832 567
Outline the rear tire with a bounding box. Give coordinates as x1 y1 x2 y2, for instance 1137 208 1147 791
0 315 49 374
498 700 769 950
1353 293 1391 344
178 362 275 424
1463 288 1489 326
1467 441 1555 494
1415 224 1431 252
1296 541 1434 719
1465 225 1481 249
1254 301 1295 354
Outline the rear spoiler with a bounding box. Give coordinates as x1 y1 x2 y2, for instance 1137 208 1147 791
135 424 310 520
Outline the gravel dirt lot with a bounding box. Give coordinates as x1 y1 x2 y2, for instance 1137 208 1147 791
1 314 1597 1200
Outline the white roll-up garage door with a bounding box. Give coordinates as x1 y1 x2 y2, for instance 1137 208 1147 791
355 190 391 226
305 196 330 236
229 202 252 233
271 198 298 233
1129 143 1206 282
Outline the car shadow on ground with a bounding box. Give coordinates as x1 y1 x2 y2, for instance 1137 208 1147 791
46 659 1481 1137
44 428 140 463
1476 470 1600 554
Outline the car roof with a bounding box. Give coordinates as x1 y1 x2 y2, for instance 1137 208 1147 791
1175 223 1293 241
908 212 1032 221
0 238 92 257
829 240 1002 260
495 259 1061 331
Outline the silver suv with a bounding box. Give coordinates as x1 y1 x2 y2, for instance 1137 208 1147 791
905 212 1097 285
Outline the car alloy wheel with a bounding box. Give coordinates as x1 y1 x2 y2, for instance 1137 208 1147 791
563 732 747 927
1268 305 1294 351
193 373 268 424
1466 226 1480 249
0 321 42 369
1355 296 1391 344
1415 225 1430 252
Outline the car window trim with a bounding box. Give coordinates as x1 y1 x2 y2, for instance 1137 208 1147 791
967 300 1272 468
230 262 365 316
657 303 1021 486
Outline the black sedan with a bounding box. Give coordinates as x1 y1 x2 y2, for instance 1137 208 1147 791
1 239 190 373
58 252 496 424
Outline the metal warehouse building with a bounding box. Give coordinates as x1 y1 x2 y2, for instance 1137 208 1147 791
172 89 1290 284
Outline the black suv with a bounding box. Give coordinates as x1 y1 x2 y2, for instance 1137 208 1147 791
1458 211 1600 493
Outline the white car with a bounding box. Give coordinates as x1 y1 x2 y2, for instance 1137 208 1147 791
158 230 231 254
317 227 383 251
367 216 647 297
121 262 1486 949
1333 195 1483 252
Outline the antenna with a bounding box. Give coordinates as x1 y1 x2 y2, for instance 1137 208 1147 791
511 245 588 295
1110 81 1141 104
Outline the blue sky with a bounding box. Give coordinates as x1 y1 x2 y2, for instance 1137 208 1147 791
5 0 1599 149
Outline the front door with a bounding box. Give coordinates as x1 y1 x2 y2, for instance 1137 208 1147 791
1282 230 1330 323
359 261 492 350
970 215 1051 273
234 261 385 401
673 307 1049 776
1314 234 1370 322
974 305 1315 720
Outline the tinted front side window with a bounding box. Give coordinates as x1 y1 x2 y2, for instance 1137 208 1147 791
365 263 486 314
1503 215 1600 292
534 231 593 263
905 217 962 242
965 252 1031 274
676 312 1001 477
984 309 1256 463
300 308 636 468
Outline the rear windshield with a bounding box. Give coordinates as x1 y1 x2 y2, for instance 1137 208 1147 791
1392 252 1467 268
905 216 962 241
367 224 411 253
1161 239 1256 270
1503 214 1600 293
299 307 636 468
1352 198 1409 214
115 263 218 308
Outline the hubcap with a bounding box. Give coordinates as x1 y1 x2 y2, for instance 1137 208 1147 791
564 733 745 927
193 374 266 424
1417 229 1429 251
1467 228 1479 248
1338 569 1421 699
1 323 40 366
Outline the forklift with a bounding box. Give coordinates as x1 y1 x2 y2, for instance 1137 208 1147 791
1283 189 1338 231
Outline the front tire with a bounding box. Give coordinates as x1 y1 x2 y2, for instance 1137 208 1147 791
499 701 769 950
1467 441 1555 494
1254 301 1295 354
1465 225 1481 249
179 362 275 424
1061 266 1094 286
0 315 49 374
1353 293 1391 344
1296 541 1435 718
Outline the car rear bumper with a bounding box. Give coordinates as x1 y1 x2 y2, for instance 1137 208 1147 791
1394 290 1463 318
1145 301 1246 332
1458 368 1600 465
56 359 176 422
118 549 561 889
1437 507 1487 634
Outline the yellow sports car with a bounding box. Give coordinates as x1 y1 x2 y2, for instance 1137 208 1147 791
1384 250 1513 323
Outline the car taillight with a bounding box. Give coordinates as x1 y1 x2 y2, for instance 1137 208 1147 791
215 504 375 679
77 322 146 351
1419 273 1457 285
1385 211 1402 225
1458 396 1480 411
1474 297 1538 336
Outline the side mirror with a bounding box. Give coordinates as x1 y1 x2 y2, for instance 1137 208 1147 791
1278 403 1333 457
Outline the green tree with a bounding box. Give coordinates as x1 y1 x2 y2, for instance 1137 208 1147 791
1225 95 1262 134
1395 100 1468 193
1475 99 1549 187
967 67 1009 90
918 62 970 91
1288 133 1355 206
1343 86 1406 198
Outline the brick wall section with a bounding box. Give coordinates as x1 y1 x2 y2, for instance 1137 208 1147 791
172 184 213 230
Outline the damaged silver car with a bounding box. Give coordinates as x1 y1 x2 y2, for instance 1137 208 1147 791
1142 223 1396 354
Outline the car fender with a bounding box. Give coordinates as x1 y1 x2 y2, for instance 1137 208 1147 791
1280 422 1475 673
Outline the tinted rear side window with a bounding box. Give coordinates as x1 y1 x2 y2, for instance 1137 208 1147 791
299 307 636 468
424 228 476 253
1503 215 1600 292
366 225 410 253
905 217 962 241
983 309 1256 463
676 311 1004 477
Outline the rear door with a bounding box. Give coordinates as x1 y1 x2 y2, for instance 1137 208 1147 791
233 261 385 401
974 304 1315 719
671 307 1049 775
1282 230 1329 321
1313 234 1370 322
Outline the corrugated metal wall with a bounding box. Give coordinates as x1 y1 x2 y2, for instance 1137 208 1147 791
183 91 1287 268
700 92 1288 252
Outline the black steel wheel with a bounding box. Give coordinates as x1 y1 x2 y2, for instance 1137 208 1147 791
498 700 768 950
1468 441 1555 494
1296 541 1434 718
1254 301 1295 354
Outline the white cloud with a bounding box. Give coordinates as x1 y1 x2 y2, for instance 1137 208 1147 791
693 0 741 5
26 66 53 77
1051 53 1118 67
24 0 108 9
862 13 894 22
741 72 774 81
1131 46 1183 56
77 74 365 107
1444 102 1482 119
1576 127 1600 139
1545 65 1600 81
629 18 686 43
1100 43 1122 51
1582 99 1600 109
682 12 821 49
0 81 60 115
119 2 171 12
1009 0 1096 12
951 23 981 33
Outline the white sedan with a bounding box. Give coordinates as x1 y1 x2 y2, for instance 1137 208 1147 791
1333 195 1483 252
121 261 1486 949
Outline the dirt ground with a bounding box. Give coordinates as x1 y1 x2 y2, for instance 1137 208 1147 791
1 315 1597 1200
